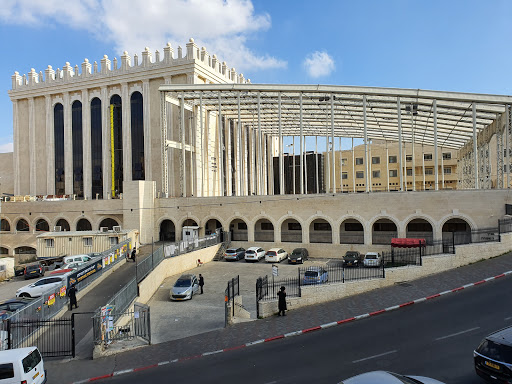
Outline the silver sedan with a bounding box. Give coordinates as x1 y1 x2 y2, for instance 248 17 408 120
341 371 445 384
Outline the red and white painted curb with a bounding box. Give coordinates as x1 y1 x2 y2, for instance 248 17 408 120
72 270 512 383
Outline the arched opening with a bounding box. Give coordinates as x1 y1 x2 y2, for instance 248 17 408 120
76 218 92 231
442 218 471 245
35 219 50 232
281 219 302 243
99 218 119 230
205 219 222 235
372 218 397 245
309 219 332 243
0 247 8 255
15 246 36 263
91 97 103 198
110 94 123 195
254 219 274 242
160 220 176 242
340 219 364 244
54 103 65 195
131 91 145 180
72 100 84 197
56 219 71 232
230 219 248 241
407 219 433 244
0 219 10 232
16 219 29 232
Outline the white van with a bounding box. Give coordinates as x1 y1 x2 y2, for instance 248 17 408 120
62 254 91 265
0 346 46 383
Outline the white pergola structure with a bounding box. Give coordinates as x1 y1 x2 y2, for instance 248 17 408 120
160 84 512 198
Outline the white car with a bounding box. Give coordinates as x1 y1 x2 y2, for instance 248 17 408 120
63 254 92 265
363 252 382 267
265 248 288 263
245 247 265 262
16 275 68 298
57 262 84 271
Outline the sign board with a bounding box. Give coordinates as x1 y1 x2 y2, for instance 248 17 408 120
272 264 278 277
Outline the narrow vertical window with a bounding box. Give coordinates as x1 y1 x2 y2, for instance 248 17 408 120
54 103 65 195
130 91 144 180
110 95 123 195
91 98 103 198
72 100 83 197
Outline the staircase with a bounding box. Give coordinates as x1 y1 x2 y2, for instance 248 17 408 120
213 242 228 261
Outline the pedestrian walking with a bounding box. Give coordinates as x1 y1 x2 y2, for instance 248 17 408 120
131 247 136 262
199 274 204 294
277 286 287 316
68 284 78 310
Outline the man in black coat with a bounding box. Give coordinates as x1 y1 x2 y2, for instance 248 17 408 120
68 284 78 310
277 286 287 316
199 274 204 294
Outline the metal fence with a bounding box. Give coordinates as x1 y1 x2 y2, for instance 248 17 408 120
163 233 221 258
382 248 422 267
299 264 385 284
259 276 301 301
224 276 240 325
136 246 164 283
106 278 138 315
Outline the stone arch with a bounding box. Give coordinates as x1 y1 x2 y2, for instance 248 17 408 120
0 218 11 232
370 216 399 245
54 218 71 232
339 216 365 244
405 215 435 244
98 217 119 230
34 218 50 233
308 216 333 243
159 219 176 242
0 246 9 255
15 246 37 263
16 217 30 232
203 217 224 235
229 218 248 241
179 215 201 230
441 216 473 244
76 218 93 231
279 215 303 243
253 216 275 243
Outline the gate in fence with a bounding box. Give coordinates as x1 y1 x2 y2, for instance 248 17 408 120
255 276 268 319
224 276 240 327
134 302 151 344
3 317 75 358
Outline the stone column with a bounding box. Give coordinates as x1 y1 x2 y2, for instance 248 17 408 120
122 83 132 186
143 80 151 181
28 97 36 195
45 96 55 195
101 86 111 198
82 89 92 199
63 92 73 195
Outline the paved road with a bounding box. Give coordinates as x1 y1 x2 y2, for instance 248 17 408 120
103 271 512 383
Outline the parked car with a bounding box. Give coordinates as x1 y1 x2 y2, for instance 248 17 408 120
0 346 47 384
343 251 363 267
363 252 382 267
15 275 69 298
170 274 199 301
63 254 92 265
341 371 445 383
0 297 35 319
265 248 288 263
224 247 246 261
303 266 328 285
14 265 25 277
289 248 309 264
57 262 84 271
244 247 265 262
24 262 45 280
474 325 512 383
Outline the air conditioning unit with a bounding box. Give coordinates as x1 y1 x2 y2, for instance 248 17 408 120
113 226 121 233
53 226 62 232
100 227 109 233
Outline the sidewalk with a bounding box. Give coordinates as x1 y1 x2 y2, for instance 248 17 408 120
46 252 512 383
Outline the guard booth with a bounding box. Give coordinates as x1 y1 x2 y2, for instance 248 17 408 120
182 226 199 242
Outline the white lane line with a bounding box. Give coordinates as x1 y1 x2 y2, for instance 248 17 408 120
435 327 480 341
352 350 397 363
505 317 512 321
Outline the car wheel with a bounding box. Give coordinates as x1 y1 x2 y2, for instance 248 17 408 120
190 291 193 300
19 293 30 298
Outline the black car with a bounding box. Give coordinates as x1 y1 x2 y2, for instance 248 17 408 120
474 325 512 382
14 265 25 277
289 248 309 264
24 262 45 279
342 251 363 267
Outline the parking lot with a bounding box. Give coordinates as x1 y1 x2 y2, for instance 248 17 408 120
147 257 330 344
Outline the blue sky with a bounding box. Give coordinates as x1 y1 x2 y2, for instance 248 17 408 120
0 0 511 153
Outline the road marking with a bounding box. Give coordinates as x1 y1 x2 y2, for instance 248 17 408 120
352 350 397 363
435 327 480 341
505 317 512 321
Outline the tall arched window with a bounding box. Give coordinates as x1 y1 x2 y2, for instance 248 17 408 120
110 95 123 195
72 100 84 197
131 91 144 180
54 103 65 195
91 97 103 198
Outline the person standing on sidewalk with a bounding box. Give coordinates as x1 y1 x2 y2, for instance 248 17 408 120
199 274 204 294
68 284 78 310
277 286 287 316
130 247 136 262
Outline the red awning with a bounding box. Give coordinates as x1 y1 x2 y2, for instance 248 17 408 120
391 238 426 248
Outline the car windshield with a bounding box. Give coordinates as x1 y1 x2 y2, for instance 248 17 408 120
292 251 302 256
344 254 357 260
366 255 377 259
266 252 276 256
477 339 512 362
305 271 319 277
246 250 255 254
175 279 191 287
226 249 236 254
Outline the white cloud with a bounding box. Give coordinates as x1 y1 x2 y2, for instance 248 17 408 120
0 0 286 73
0 142 13 153
303 51 335 78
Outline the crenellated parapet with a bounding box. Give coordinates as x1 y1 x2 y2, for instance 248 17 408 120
10 38 250 91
